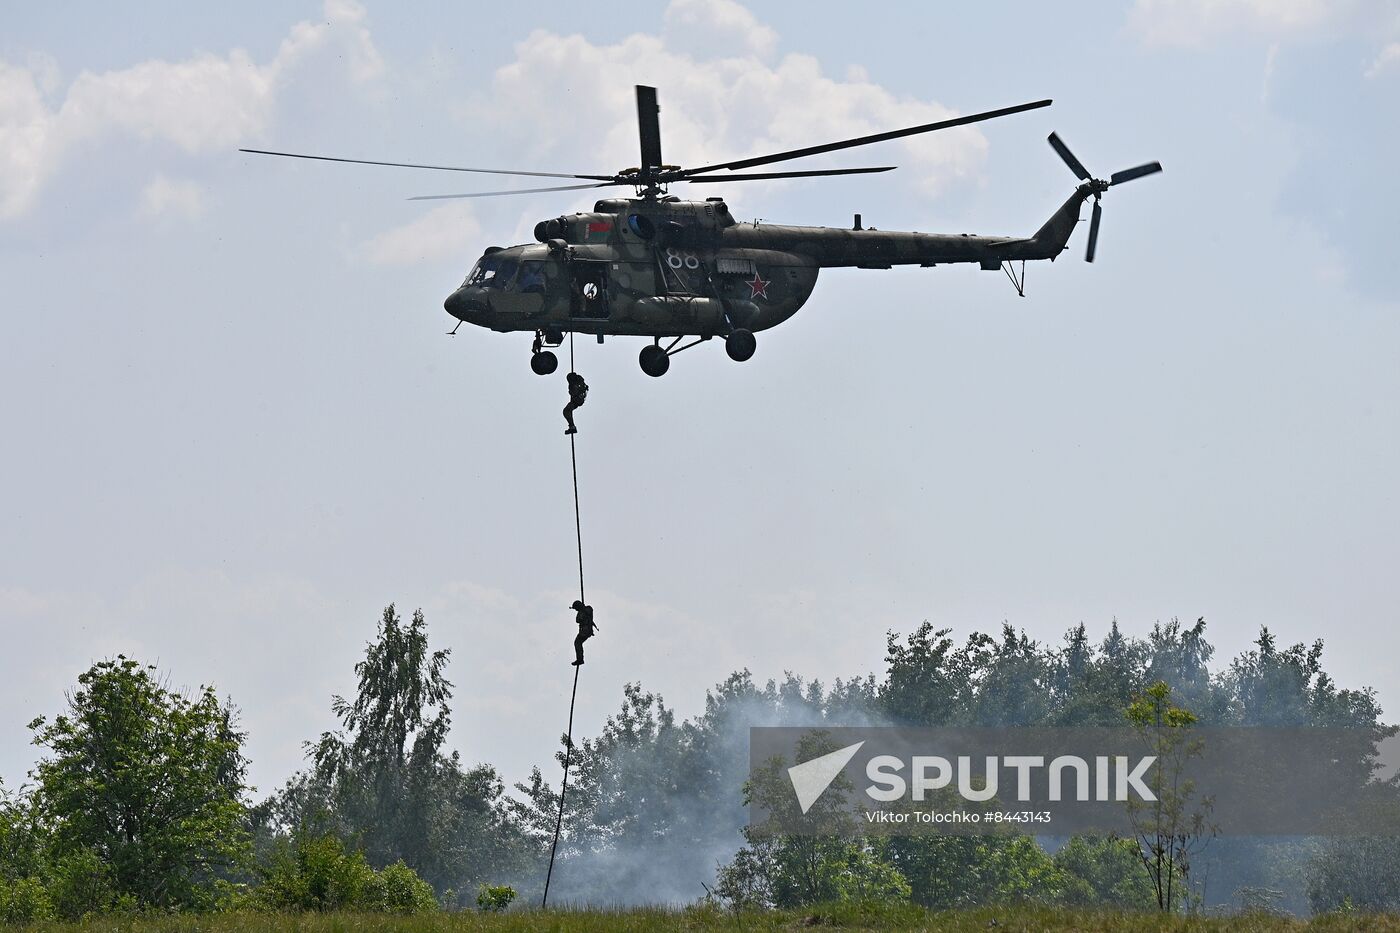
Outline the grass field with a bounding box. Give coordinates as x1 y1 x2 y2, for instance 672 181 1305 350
11 904 1400 933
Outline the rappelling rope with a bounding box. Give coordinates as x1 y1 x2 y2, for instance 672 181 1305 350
542 331 586 909
541 663 580 908
567 333 586 604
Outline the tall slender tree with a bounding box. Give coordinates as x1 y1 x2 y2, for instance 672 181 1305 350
312 605 453 869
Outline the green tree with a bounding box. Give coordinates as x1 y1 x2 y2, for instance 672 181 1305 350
512 681 690 903
0 786 54 922
312 605 453 869
267 604 526 903
1123 681 1215 912
717 731 911 909
963 626 1052 726
1307 835 1400 913
877 784 1079 909
1053 835 1155 909
0 780 45 883
880 624 969 726
884 829 1075 908
27 656 250 911
0 876 54 923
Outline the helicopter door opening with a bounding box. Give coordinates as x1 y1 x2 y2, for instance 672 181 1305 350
571 261 610 319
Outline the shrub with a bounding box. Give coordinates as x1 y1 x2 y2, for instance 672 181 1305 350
476 883 517 912
46 847 115 919
255 832 437 914
1308 836 1400 913
367 860 438 914
257 833 377 911
1053 835 1154 909
0 876 55 922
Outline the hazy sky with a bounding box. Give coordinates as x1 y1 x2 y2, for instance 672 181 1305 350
3 0 1398 797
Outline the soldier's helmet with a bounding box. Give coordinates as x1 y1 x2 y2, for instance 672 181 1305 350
571 600 585 610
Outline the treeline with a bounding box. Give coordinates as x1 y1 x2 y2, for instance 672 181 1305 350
1 608 1397 921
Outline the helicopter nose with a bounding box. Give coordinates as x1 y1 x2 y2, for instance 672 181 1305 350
444 287 484 323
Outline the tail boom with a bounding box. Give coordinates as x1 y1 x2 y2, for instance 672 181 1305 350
719 185 1092 269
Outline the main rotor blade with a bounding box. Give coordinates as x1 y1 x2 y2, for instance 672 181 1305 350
1085 199 1102 263
637 85 663 172
239 149 615 181
1110 161 1163 185
1048 133 1091 181
686 166 897 182
408 182 617 201
680 99 1052 176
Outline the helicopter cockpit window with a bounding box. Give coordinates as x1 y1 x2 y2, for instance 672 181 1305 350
466 255 499 286
485 258 517 289
517 261 547 294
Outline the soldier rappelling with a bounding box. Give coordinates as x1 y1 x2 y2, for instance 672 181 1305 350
563 371 589 435
570 599 596 666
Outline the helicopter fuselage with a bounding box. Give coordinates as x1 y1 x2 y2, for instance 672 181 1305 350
443 188 1088 345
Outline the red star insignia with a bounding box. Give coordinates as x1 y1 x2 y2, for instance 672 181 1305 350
746 273 771 300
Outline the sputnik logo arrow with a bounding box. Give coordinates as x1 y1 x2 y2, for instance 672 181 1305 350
787 741 864 814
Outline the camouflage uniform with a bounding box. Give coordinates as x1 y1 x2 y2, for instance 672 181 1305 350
563 372 588 435
571 600 596 665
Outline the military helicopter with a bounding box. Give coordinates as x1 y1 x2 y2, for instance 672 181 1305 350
243 87 1160 377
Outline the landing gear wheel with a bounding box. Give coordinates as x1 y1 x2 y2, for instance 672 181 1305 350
639 344 670 377
725 329 756 362
531 350 558 375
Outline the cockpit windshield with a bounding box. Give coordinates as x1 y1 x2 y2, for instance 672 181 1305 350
465 255 519 289
491 259 518 288
464 256 492 287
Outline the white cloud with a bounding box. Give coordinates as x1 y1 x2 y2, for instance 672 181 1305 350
0 60 57 220
1129 0 1340 46
1366 41 1400 77
472 3 996 202
662 0 778 59
1261 42 1279 101
0 0 383 220
0 584 68 617
139 175 207 220
361 202 483 266
23 51 62 95
322 0 385 83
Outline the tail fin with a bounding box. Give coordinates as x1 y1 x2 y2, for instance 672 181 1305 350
1021 184 1093 261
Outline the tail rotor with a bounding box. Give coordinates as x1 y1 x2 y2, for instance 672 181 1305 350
1085 199 1103 263
1047 132 1161 263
